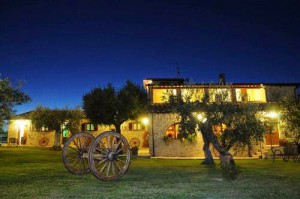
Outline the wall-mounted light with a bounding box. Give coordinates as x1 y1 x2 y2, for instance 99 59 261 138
265 111 279 119
141 117 149 125
15 120 28 128
196 113 207 123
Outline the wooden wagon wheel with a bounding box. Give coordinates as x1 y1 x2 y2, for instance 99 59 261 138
62 132 95 175
130 138 140 147
39 137 49 147
89 131 131 181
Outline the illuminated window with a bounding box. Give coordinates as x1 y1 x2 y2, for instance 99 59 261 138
41 126 49 132
247 88 266 102
181 88 205 102
236 88 266 102
128 122 145 131
236 88 248 102
81 123 98 131
209 89 231 102
212 124 226 136
164 123 180 139
152 89 176 104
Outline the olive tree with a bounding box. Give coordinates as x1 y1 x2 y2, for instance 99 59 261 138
0 76 31 129
279 97 300 145
167 87 266 166
82 80 148 134
30 106 83 150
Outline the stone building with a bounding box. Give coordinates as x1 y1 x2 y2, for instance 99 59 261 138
7 76 299 158
144 77 300 157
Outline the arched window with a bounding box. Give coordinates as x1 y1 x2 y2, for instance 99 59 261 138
164 123 180 139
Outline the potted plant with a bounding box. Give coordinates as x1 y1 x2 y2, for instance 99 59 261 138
163 134 174 144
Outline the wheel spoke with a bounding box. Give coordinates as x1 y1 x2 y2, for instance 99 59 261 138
96 144 107 155
80 137 85 149
81 157 87 171
116 159 125 165
97 158 108 165
111 161 116 176
77 137 82 149
114 140 122 152
113 160 121 172
106 161 111 176
100 161 108 173
118 154 128 157
69 146 79 153
106 136 112 150
67 153 78 161
116 147 123 154
72 139 80 150
71 157 80 167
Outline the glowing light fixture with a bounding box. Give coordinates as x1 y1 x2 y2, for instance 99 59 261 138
196 113 207 123
141 117 149 125
265 111 279 119
15 120 27 127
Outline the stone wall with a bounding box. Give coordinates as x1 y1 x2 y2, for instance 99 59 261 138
148 113 204 157
7 120 55 147
7 118 148 149
266 86 295 102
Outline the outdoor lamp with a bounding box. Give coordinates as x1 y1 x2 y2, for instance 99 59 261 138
141 117 149 125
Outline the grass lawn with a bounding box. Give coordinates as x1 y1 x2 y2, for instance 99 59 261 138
0 147 299 199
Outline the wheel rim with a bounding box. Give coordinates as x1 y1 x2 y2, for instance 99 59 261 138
89 131 131 181
130 138 140 147
39 137 49 146
62 132 94 175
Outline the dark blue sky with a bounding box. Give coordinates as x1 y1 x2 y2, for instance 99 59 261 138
1 0 300 114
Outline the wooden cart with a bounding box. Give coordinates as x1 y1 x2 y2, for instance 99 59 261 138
62 131 131 181
271 146 299 162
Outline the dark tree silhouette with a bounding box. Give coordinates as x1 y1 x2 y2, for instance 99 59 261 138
83 80 148 134
30 106 83 150
0 76 31 129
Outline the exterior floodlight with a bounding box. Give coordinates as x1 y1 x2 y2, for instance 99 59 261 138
196 113 207 123
15 120 27 127
141 117 149 125
266 111 279 119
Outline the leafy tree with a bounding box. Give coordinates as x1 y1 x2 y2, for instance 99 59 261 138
167 87 266 166
83 80 148 134
279 97 300 145
30 106 83 150
0 76 31 129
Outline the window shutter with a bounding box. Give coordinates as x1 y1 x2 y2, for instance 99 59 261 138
94 124 98 131
129 123 133 131
81 123 86 131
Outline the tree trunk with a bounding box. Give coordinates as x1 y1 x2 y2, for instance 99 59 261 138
201 132 215 165
114 124 121 134
53 131 61 150
200 123 235 165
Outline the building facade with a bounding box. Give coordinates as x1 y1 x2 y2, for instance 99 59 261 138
144 78 299 157
7 77 299 158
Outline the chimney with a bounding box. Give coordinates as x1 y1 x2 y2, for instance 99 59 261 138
219 73 226 85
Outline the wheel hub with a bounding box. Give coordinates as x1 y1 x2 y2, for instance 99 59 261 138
108 152 117 161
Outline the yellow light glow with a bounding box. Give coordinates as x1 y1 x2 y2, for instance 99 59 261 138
196 113 207 123
15 120 28 127
141 117 149 125
265 111 279 118
196 114 203 121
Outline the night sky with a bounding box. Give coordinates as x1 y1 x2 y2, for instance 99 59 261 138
1 0 300 114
